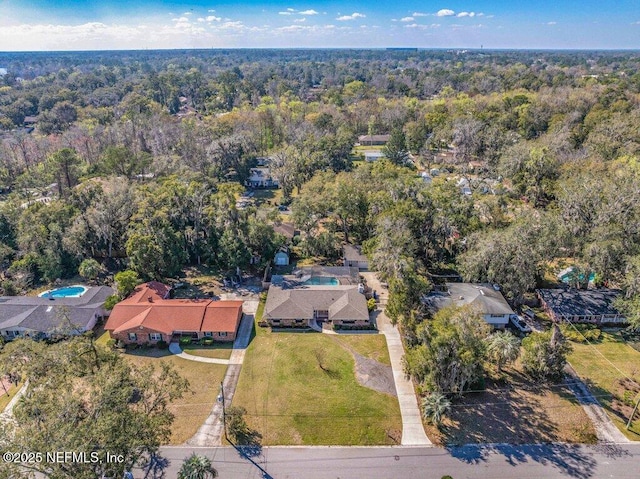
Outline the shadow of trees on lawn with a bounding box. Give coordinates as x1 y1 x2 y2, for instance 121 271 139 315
441 369 563 445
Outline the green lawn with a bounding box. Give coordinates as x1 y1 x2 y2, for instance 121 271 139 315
122 351 228 445
232 325 401 445
335 334 391 366
0 382 21 412
182 343 233 360
568 331 640 440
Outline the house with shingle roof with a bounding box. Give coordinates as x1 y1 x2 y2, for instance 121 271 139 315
263 271 369 328
537 288 626 325
104 282 243 345
422 283 514 328
0 286 114 340
343 244 369 270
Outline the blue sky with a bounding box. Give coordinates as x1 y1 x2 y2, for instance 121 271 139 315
0 0 639 51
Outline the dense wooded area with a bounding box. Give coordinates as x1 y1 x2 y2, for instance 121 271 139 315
1 48 640 330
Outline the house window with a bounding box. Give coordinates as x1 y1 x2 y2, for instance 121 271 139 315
128 333 137 341
203 332 213 337
149 333 162 341
219 332 227 337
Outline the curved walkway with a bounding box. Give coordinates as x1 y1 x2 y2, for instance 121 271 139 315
168 342 230 364
361 272 432 446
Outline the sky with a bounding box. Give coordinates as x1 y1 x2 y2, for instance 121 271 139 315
0 0 639 51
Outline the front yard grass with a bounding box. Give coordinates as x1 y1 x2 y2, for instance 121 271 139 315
122 352 227 444
182 342 233 360
568 331 640 440
233 326 401 445
336 334 391 366
425 362 598 446
0 382 21 412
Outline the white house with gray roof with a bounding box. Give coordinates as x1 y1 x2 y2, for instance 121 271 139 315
423 283 514 328
0 286 113 340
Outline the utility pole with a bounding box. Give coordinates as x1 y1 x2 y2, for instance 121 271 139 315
218 381 229 442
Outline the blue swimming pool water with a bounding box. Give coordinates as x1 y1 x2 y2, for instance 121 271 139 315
303 277 339 286
39 285 88 298
560 271 596 283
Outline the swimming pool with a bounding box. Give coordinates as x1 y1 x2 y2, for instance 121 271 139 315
559 270 596 284
39 285 88 298
303 277 339 286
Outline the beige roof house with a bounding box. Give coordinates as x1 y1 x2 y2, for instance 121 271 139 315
423 283 514 328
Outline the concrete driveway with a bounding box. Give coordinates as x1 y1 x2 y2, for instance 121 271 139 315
361 272 431 446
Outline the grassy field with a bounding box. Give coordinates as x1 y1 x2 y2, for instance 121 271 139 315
233 325 401 445
0 382 21 412
182 343 233 360
123 350 227 444
425 363 598 446
335 334 391 366
568 331 640 440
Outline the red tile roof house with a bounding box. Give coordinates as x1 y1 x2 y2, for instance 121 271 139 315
104 282 243 346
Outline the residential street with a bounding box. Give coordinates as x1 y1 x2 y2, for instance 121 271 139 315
141 443 640 479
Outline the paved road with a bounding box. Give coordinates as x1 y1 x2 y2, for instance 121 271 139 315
139 443 640 479
361 272 431 446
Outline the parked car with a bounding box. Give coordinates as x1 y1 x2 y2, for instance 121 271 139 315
522 307 536 320
510 314 532 333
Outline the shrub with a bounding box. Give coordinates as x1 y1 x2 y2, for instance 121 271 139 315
202 338 214 346
104 294 119 311
367 298 376 312
156 340 168 349
561 324 601 343
106 339 116 349
179 337 192 345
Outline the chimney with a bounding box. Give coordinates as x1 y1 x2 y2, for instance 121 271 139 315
148 296 153 303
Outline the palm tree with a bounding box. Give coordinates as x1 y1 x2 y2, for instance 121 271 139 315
421 392 451 426
486 330 521 372
178 453 218 479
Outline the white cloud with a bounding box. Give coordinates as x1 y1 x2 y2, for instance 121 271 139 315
457 12 476 17
208 9 216 13
546 21 557 25
294 17 307 23
279 11 293 15
336 12 366 21
299 9 319 15
287 8 295 12
412 12 428 17
436 9 455 17
400 17 414 22
206 15 221 22
405 23 440 29
633 21 640 25
183 11 192 16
